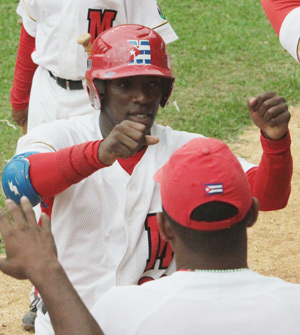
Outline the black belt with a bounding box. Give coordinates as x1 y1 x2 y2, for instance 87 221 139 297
48 71 84 90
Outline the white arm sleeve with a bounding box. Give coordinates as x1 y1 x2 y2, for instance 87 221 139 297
279 7 300 63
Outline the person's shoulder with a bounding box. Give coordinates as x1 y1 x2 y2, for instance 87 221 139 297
68 112 100 130
18 113 100 150
153 123 206 148
248 270 300 295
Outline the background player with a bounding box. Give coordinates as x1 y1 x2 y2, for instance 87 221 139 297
2 24 292 334
1 137 300 334
11 0 178 133
261 0 300 63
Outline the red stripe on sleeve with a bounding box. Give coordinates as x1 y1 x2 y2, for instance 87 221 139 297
10 25 38 111
261 0 299 36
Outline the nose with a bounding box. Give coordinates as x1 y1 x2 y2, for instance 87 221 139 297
132 86 151 104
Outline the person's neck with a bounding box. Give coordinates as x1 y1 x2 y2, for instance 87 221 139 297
176 254 248 272
99 112 112 139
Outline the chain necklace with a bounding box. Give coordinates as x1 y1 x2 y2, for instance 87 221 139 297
179 268 249 273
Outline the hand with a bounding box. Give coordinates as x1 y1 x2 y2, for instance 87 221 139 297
12 108 28 128
98 120 159 165
247 92 290 140
0 197 58 281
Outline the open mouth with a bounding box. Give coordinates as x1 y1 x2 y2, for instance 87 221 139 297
129 113 152 124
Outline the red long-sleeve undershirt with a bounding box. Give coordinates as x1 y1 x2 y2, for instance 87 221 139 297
28 131 292 212
261 0 299 35
11 25 37 111
28 140 147 198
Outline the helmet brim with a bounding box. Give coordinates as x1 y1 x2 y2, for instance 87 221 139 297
89 64 174 81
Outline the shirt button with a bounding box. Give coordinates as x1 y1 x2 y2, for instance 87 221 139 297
128 184 135 192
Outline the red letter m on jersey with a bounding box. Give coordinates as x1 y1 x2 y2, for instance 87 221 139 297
88 9 117 43
144 214 173 271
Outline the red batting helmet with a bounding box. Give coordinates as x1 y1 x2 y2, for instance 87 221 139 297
85 24 175 110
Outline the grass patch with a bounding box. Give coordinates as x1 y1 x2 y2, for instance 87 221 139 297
0 0 22 252
157 0 300 137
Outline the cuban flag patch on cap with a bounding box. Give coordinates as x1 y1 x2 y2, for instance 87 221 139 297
128 40 151 65
204 183 224 196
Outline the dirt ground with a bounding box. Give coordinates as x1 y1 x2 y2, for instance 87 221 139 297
1 106 300 334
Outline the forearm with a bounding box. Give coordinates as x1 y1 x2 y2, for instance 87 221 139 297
2 141 109 205
30 261 103 335
246 130 292 210
28 141 108 199
11 25 37 111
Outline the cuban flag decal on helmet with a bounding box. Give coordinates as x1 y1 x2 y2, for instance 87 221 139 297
204 183 224 196
128 40 151 65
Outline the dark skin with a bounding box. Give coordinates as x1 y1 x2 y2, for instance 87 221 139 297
247 91 290 140
0 197 104 335
12 108 28 134
0 88 291 333
97 76 162 165
156 198 259 271
0 198 258 334
12 108 28 128
0 79 290 332
97 82 290 165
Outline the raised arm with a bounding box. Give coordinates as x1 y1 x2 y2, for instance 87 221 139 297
0 197 104 335
245 92 292 210
1 120 159 206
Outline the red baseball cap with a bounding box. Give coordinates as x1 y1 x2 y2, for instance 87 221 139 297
154 137 252 231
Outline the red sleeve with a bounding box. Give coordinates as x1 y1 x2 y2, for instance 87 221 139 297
245 130 292 211
28 141 109 199
261 0 300 35
10 25 38 111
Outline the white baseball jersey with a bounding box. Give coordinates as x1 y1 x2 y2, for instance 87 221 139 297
91 269 300 334
16 112 255 334
16 0 178 130
279 7 300 63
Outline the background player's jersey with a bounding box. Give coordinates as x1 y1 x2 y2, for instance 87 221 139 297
92 270 300 334
279 7 300 63
261 0 300 63
17 0 178 79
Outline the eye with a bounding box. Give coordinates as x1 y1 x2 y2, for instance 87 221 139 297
116 80 131 88
147 79 162 88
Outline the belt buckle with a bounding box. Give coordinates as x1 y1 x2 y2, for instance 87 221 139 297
66 80 70 90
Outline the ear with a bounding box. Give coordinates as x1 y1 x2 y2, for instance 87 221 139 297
94 79 106 107
94 79 106 95
246 197 259 228
156 212 175 242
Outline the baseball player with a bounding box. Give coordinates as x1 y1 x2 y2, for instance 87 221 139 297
1 137 300 334
2 24 292 335
11 0 178 133
11 1 177 330
261 0 300 63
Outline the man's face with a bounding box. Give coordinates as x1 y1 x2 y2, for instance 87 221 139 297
99 75 163 137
